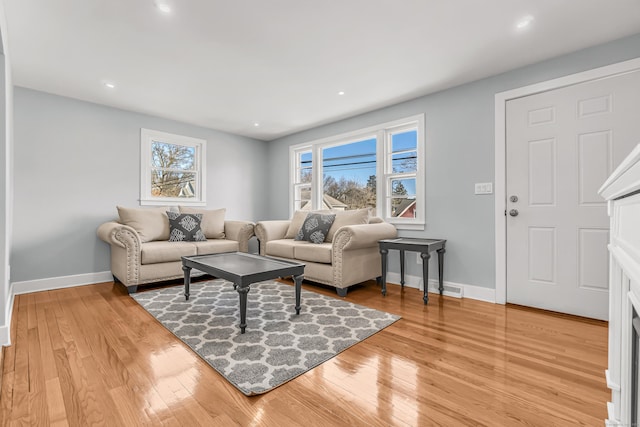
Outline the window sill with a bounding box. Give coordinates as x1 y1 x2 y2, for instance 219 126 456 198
387 221 425 231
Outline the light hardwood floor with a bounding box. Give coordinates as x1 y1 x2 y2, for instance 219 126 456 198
0 279 608 426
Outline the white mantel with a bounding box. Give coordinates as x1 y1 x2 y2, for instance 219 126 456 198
599 143 640 426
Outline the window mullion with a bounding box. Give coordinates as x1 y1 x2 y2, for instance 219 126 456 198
312 144 323 210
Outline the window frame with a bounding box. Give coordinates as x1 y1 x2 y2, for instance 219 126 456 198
289 114 425 230
292 149 313 211
140 128 207 207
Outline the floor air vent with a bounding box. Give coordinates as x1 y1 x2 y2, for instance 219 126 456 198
428 282 463 299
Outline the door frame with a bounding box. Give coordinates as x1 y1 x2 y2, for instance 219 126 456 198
494 57 640 304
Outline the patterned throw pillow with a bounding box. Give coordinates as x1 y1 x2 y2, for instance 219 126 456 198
166 212 207 242
295 213 336 244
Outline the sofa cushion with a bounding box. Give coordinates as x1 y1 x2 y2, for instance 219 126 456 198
284 210 309 239
179 206 226 239
167 212 207 242
294 242 332 264
265 239 297 259
193 239 239 255
117 206 170 243
326 208 370 242
141 241 197 264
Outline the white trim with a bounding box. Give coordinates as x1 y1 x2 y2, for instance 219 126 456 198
494 57 640 305
0 282 14 345
12 271 113 295
599 143 640 200
385 272 496 303
606 369 621 391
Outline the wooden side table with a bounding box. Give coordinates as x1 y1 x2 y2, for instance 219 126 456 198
378 238 446 304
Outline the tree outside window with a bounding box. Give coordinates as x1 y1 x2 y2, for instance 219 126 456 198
140 129 206 206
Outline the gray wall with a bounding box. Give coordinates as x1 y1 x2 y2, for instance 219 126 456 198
12 88 269 283
267 33 640 290
0 50 11 329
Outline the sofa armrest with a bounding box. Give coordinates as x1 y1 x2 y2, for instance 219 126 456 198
224 220 255 252
332 222 398 251
97 221 142 250
255 220 291 254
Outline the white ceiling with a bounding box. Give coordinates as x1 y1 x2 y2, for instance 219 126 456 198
4 1 640 141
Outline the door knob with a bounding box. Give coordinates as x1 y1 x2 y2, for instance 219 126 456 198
509 209 519 217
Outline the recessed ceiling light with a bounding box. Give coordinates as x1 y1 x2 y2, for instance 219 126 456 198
253 122 260 127
516 15 534 29
338 91 345 96
103 81 116 89
154 0 171 14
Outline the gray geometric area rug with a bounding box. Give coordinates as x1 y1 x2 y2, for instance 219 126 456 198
132 280 401 396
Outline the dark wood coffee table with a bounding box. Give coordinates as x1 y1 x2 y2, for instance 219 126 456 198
181 252 305 333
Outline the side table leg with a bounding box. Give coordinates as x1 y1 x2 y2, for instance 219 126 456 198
183 265 192 300
400 250 405 288
437 248 446 295
421 252 431 304
380 248 388 296
237 283 250 334
293 274 303 315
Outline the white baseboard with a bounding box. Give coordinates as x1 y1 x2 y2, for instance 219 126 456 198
0 282 14 345
385 272 496 303
12 271 113 295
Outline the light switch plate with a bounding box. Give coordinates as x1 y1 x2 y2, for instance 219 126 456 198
475 182 493 195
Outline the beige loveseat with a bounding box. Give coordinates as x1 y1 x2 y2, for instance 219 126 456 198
255 210 397 296
97 206 255 293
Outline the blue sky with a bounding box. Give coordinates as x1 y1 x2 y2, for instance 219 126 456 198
300 130 417 195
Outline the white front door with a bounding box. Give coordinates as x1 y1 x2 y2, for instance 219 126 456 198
506 70 640 320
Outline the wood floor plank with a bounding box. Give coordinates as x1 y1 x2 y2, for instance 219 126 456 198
9 295 30 425
27 327 49 426
44 377 69 427
34 293 59 382
0 280 610 426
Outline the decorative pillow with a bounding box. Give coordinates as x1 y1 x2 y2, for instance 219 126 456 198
295 213 336 244
117 206 170 243
285 209 334 239
325 208 371 242
166 211 206 242
179 206 226 239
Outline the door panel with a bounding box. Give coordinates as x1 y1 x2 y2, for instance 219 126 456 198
506 70 640 320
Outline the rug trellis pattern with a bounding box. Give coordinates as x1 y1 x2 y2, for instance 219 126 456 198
132 280 401 395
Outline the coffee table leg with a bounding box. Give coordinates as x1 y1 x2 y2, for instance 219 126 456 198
237 283 250 334
380 248 388 296
183 265 192 300
293 274 303 315
421 252 430 304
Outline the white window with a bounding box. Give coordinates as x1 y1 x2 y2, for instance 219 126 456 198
292 149 313 210
140 128 206 206
290 114 425 229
